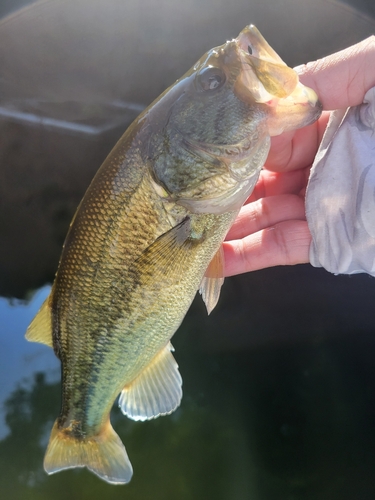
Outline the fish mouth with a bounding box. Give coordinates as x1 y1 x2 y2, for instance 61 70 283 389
233 25 299 103
233 24 322 133
266 84 322 135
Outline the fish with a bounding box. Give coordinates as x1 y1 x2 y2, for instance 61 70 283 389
26 25 321 484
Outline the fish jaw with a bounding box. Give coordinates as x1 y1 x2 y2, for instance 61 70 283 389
232 25 322 135
266 83 323 135
174 165 262 214
235 25 299 100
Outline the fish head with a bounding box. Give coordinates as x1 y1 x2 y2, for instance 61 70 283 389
148 25 322 214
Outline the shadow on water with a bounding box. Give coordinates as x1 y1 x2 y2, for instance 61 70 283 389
1 0 375 499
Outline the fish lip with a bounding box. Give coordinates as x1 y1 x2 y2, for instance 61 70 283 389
282 87 323 120
267 95 323 135
305 98 323 125
281 81 321 107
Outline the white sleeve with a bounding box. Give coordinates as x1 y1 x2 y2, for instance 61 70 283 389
305 87 375 275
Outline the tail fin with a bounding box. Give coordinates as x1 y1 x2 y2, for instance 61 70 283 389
44 419 133 484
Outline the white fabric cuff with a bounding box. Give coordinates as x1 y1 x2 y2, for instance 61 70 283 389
306 87 375 275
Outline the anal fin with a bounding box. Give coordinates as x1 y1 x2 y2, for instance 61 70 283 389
25 297 53 347
119 342 182 421
199 246 225 315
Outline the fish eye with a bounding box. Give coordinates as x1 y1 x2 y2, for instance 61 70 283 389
248 45 253 55
196 67 226 91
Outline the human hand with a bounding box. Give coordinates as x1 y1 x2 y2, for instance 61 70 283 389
223 36 375 277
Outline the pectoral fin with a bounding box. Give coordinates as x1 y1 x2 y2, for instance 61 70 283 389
25 297 53 347
119 342 182 421
133 216 204 284
199 246 225 315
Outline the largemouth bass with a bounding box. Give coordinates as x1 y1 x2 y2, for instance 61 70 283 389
26 25 321 484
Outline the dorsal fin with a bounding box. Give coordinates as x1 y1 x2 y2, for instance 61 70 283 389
199 246 225 315
25 297 53 347
118 342 182 421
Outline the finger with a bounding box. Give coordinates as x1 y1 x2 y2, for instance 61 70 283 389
223 220 311 276
226 194 306 240
295 36 375 109
247 167 309 203
264 111 330 172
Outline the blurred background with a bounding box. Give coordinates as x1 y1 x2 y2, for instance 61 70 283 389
0 0 375 499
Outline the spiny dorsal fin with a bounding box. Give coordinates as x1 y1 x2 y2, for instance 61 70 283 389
119 342 182 421
44 419 133 484
25 297 53 347
199 246 225 315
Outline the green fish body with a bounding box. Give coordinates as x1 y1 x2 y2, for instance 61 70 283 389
26 25 321 484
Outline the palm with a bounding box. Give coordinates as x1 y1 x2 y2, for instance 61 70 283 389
223 116 328 276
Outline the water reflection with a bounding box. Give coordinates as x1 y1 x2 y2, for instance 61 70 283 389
0 287 59 439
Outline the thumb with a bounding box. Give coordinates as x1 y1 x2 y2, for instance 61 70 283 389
294 36 375 110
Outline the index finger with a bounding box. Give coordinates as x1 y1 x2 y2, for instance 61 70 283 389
296 35 375 110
